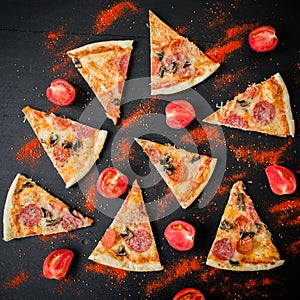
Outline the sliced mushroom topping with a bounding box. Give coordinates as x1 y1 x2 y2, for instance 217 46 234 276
72 57 82 68
237 193 245 211
240 231 255 239
159 67 166 78
191 155 200 163
157 51 164 61
62 141 73 149
116 245 127 256
183 61 191 68
171 62 177 73
237 99 250 108
49 134 59 147
120 227 133 241
111 98 121 106
220 219 234 232
160 156 174 175
41 207 52 219
46 218 62 227
229 260 240 266
72 139 81 152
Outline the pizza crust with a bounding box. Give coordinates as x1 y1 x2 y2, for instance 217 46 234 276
3 173 20 241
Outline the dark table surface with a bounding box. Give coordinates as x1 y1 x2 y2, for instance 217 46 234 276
1 0 299 299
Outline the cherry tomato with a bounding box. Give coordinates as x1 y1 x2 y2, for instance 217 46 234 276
165 100 196 129
43 249 74 280
173 288 205 300
164 220 195 251
248 26 278 52
46 79 76 106
265 164 297 195
96 167 129 198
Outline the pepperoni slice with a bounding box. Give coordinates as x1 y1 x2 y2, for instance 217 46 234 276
118 54 130 74
236 237 254 255
126 229 152 253
101 228 116 248
165 53 189 76
212 238 234 261
61 214 82 231
71 123 95 139
52 117 71 131
19 204 42 227
234 216 252 232
223 115 248 129
253 101 275 125
53 144 70 163
151 56 162 76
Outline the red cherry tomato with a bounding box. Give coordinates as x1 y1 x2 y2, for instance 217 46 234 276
164 220 195 251
96 167 129 198
165 100 196 129
43 249 74 280
46 79 76 106
173 288 205 300
248 26 278 52
265 164 297 195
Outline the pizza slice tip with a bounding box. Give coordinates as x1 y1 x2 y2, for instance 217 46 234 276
67 40 134 124
3 173 94 241
22 106 107 188
134 137 217 209
88 179 164 272
206 180 285 271
149 10 220 95
203 73 295 137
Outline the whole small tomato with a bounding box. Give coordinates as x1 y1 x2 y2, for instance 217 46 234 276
265 164 297 195
164 220 195 251
43 249 74 280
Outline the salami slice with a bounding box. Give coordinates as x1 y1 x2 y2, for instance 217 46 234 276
253 101 275 125
212 238 234 261
224 115 248 129
126 229 152 253
19 204 42 227
61 214 83 231
72 123 95 139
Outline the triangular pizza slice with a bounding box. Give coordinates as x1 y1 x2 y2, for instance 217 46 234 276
3 173 94 241
206 181 284 271
22 106 107 188
149 10 220 95
134 138 217 209
203 73 295 137
88 179 163 272
67 40 133 124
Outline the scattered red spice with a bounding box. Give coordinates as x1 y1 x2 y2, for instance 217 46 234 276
44 28 65 50
145 257 202 297
3 271 29 289
93 1 138 34
16 138 43 169
286 239 300 255
85 184 97 213
113 136 132 163
269 198 300 226
85 263 128 282
229 138 292 165
206 40 242 63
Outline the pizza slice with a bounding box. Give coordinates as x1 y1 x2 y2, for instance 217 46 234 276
206 181 285 271
3 173 94 241
22 106 107 188
149 10 220 95
203 73 295 137
67 40 133 124
134 138 217 209
88 179 163 272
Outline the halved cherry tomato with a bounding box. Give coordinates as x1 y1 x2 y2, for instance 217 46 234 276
173 288 205 300
265 164 297 195
165 100 196 129
46 79 76 106
43 249 74 280
164 220 195 251
248 26 278 52
96 167 129 198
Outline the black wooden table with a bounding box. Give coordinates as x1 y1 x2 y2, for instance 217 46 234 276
1 1 299 299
